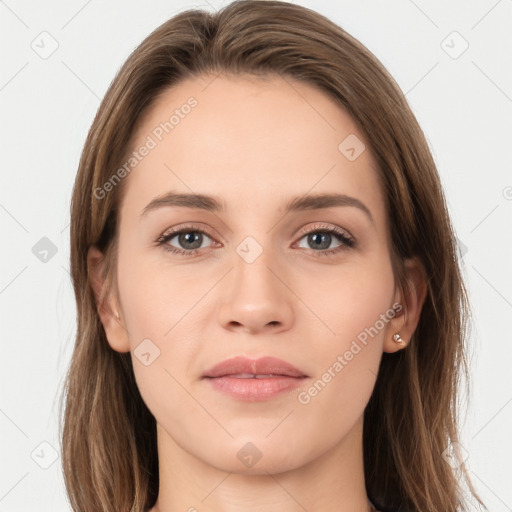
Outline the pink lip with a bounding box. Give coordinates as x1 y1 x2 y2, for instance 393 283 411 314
202 356 308 402
203 356 307 378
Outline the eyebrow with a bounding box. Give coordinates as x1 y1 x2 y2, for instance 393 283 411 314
140 191 374 223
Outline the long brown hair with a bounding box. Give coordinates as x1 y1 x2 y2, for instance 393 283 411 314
59 1 484 510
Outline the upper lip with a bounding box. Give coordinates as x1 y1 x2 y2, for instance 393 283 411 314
202 356 308 378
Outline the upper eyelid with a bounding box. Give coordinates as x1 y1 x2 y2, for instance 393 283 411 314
162 222 215 237
295 222 352 238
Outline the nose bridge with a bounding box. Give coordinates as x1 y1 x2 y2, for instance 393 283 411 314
231 233 283 300
216 232 294 333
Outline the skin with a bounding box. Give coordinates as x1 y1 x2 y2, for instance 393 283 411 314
88 73 426 512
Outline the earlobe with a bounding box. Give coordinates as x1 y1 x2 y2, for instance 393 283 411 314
384 257 427 353
87 245 130 353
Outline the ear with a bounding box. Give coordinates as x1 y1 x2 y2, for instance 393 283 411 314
87 245 130 353
384 257 427 353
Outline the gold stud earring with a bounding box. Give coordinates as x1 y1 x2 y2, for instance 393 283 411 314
393 333 405 345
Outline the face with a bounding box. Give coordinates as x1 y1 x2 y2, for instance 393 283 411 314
93 73 409 474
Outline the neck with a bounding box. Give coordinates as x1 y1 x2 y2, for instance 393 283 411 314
149 415 373 512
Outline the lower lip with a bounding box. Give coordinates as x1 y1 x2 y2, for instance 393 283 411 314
205 376 306 401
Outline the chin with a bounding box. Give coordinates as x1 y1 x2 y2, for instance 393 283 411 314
196 435 314 476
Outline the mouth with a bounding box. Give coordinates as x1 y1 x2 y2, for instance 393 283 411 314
217 373 295 379
202 356 308 402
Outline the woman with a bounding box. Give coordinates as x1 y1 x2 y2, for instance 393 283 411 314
59 1 485 510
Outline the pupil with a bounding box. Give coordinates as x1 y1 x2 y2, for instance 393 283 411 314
310 232 330 250
179 232 202 249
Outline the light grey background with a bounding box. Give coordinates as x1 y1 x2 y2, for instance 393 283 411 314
1 0 511 510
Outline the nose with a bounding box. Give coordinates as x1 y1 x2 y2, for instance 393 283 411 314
217 248 294 335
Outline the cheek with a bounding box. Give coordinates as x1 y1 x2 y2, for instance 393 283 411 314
292 254 395 347
290 255 395 404
292 262 395 439
116 253 205 431
116 247 203 341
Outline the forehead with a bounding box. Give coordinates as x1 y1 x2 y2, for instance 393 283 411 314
120 73 387 230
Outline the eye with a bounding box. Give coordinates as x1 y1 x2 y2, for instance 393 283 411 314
156 223 218 256
156 222 356 258
294 223 356 257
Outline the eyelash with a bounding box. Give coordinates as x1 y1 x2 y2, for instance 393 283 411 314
155 222 356 258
